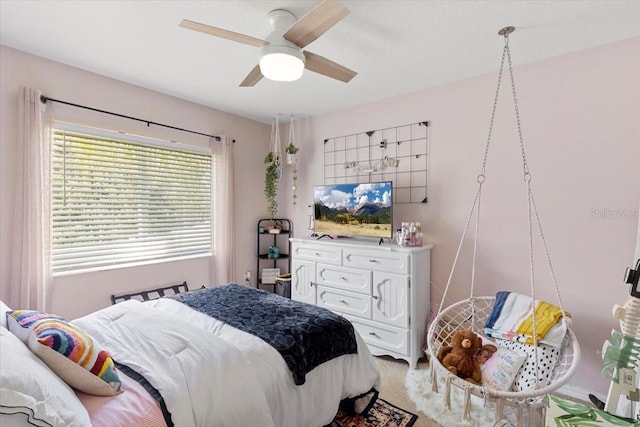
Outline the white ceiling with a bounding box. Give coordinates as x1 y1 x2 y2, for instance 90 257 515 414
2 1 639 124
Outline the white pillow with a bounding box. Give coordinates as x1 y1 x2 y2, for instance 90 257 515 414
495 337 562 391
7 310 122 396
0 300 11 329
477 336 526 391
0 327 92 427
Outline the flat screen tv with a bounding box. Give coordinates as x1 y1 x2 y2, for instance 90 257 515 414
313 181 393 239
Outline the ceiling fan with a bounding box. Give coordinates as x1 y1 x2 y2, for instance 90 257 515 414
179 0 357 87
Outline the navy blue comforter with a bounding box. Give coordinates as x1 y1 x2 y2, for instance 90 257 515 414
169 284 357 385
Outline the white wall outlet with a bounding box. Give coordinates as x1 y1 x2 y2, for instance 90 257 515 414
244 271 251 281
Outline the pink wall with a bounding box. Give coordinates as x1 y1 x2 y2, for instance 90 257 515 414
1 36 639 394
0 46 271 319
283 37 640 394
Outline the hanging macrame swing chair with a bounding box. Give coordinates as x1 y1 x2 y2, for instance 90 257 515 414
425 27 581 426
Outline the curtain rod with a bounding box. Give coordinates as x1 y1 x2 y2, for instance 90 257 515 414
40 95 223 142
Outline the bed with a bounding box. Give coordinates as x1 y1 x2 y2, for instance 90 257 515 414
0 283 381 427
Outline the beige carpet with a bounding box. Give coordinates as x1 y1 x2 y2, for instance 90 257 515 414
374 355 441 427
378 355 597 427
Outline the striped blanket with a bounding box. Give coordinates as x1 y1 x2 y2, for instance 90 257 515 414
484 291 570 348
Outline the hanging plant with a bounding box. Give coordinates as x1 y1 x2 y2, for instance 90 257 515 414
264 152 279 219
264 117 282 219
285 143 299 164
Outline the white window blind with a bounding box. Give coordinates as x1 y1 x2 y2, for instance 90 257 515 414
52 125 212 272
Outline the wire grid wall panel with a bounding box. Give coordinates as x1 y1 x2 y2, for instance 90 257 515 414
323 121 430 203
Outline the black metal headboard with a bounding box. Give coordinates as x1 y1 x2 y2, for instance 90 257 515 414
110 281 189 305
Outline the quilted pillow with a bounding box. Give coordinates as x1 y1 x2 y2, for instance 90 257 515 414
7 310 122 396
477 336 526 391
495 337 562 391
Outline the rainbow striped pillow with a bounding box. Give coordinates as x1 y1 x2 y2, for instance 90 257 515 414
7 310 122 396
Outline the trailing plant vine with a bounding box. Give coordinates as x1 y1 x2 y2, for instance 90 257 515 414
264 152 279 219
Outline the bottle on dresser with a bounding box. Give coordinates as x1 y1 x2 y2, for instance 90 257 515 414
396 222 423 247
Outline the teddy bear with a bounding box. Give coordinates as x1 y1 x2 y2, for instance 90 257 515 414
436 328 482 384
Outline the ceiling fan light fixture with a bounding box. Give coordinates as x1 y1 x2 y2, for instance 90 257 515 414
259 44 305 82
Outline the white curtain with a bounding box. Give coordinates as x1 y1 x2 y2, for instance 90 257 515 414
635 199 640 261
9 87 52 310
211 136 235 286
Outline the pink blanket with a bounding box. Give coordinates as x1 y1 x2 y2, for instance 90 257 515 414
75 369 167 427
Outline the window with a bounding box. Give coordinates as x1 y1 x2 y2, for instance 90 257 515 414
52 124 212 273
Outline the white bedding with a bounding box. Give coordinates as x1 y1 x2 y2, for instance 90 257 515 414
72 297 380 427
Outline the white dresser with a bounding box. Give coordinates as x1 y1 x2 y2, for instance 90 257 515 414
290 237 432 368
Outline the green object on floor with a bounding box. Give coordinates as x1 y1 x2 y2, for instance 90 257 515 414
546 394 638 426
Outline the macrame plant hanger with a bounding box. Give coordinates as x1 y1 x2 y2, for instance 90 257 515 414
426 27 580 426
288 114 298 211
270 115 282 174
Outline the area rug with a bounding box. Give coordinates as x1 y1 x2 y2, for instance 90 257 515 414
327 397 418 427
546 394 637 426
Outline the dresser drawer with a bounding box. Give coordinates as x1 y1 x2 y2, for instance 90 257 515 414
316 263 372 294
343 249 409 274
291 242 341 265
346 315 408 355
317 286 371 319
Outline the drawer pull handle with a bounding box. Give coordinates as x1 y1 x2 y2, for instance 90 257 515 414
340 276 347 280
369 332 379 337
369 259 377 263
315 252 321 256
339 299 348 304
372 295 379 300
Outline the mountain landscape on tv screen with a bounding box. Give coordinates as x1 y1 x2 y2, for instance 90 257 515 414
314 201 391 225
313 182 393 238
313 204 391 238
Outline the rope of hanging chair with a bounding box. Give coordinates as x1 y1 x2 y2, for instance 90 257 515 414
470 180 482 307
507 34 570 388
435 36 508 316
436 30 569 323
427 31 579 418
436 185 482 315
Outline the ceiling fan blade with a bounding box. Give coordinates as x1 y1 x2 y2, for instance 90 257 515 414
239 65 264 87
303 51 356 83
180 19 268 48
283 0 349 48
